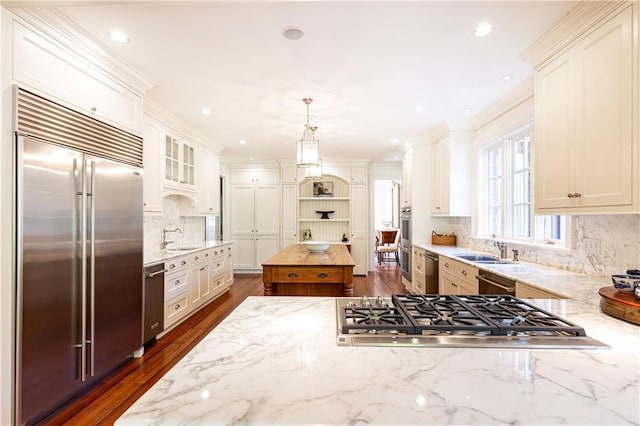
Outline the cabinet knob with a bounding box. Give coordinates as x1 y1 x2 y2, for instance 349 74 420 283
195 256 199 260
181 260 187 266
567 193 574 198
200 267 205 271
573 192 582 198
288 273 298 278
462 270 467 276
174 303 180 310
169 264 175 269
91 106 97 113
444 262 449 268
174 280 180 285
318 273 328 278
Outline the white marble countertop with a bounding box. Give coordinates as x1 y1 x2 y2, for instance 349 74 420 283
117 292 640 425
144 240 233 266
414 243 614 301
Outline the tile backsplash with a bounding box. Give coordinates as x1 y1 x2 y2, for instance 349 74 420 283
431 215 640 276
144 195 205 262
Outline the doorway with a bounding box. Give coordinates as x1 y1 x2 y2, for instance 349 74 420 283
371 179 401 268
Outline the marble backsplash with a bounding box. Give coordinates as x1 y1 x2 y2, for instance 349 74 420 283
431 215 640 277
144 195 205 263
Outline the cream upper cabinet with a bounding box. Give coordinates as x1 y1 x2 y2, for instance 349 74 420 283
197 147 220 215
281 184 298 248
11 19 144 135
281 165 299 184
164 134 196 191
533 4 638 214
350 167 367 185
142 120 163 214
430 129 472 216
402 147 413 207
350 184 367 276
231 168 280 185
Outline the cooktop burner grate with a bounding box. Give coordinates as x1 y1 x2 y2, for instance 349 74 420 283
456 295 587 336
391 294 498 335
340 296 414 334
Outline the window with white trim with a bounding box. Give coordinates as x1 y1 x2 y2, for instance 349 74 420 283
481 126 568 246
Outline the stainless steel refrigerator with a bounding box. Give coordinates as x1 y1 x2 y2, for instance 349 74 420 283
14 88 143 424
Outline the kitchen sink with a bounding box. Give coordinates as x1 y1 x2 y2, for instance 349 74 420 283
453 253 514 264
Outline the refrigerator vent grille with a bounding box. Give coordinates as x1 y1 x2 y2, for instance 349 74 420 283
14 87 143 167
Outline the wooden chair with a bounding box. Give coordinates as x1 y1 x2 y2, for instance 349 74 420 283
376 229 400 265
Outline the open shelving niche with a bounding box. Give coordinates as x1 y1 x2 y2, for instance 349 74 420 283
298 175 350 243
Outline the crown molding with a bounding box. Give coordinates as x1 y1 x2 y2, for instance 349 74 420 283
520 1 631 69
8 7 155 94
144 98 224 155
473 78 534 131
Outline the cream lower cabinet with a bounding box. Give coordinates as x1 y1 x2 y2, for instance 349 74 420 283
533 4 638 213
230 181 280 271
163 244 234 331
350 184 367 275
439 257 478 295
412 246 426 294
516 282 566 299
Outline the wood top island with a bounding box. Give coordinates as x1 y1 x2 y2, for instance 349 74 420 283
262 244 355 296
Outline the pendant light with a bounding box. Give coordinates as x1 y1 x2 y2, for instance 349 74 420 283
305 159 322 179
296 98 320 167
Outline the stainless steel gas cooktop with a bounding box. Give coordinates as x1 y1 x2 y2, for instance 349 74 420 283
336 295 609 349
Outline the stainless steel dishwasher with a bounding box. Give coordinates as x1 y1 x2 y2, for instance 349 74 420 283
477 270 516 295
424 250 439 294
143 262 167 343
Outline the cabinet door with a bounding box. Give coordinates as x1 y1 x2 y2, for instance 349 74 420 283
439 274 457 295
535 50 576 210
230 186 255 234
254 169 280 184
350 185 367 275
164 135 181 185
255 237 280 267
197 148 220 215
350 167 367 184
232 237 254 270
457 279 478 295
281 184 298 247
430 142 442 214
402 148 413 206
255 185 280 235
576 6 633 208
142 121 162 213
281 166 298 184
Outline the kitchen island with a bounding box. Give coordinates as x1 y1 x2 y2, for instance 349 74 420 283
262 243 355 296
117 295 639 425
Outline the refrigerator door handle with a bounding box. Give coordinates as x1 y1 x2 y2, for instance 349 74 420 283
88 160 96 377
80 158 88 383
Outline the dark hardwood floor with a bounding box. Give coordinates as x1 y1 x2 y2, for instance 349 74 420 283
38 264 406 425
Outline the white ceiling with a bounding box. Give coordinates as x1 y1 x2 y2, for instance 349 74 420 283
45 1 577 164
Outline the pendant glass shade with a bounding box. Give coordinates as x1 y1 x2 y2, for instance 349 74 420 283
305 159 322 179
296 99 320 167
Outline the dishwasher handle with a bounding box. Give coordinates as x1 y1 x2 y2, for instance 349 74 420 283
146 269 168 278
424 254 439 262
476 275 515 293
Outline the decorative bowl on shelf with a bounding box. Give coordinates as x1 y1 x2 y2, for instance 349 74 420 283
315 210 335 219
302 241 331 253
611 274 640 293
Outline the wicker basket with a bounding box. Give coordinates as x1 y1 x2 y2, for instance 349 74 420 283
432 231 456 246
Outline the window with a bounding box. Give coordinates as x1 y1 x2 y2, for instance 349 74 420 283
481 126 568 246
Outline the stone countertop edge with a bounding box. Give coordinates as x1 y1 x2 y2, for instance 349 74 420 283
144 240 233 266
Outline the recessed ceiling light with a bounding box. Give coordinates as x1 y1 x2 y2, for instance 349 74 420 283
239 140 247 145
282 27 304 41
249 157 254 160
502 74 514 81
108 30 129 43
463 107 472 113
393 155 400 160
474 23 493 37
415 105 425 113
391 138 399 144
201 108 211 115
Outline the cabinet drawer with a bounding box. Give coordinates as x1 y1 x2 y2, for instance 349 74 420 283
166 256 189 272
210 273 227 296
164 270 189 301
164 293 190 327
210 257 226 276
440 257 477 283
275 267 343 283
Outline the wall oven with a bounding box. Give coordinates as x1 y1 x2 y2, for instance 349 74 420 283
400 207 411 280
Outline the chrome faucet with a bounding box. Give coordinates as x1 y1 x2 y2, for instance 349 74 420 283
161 227 182 249
495 241 508 258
